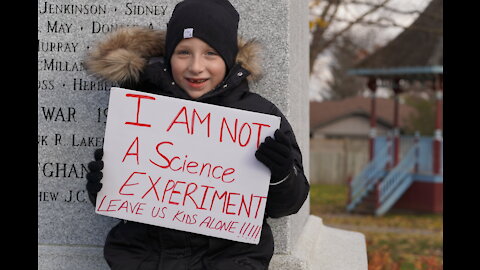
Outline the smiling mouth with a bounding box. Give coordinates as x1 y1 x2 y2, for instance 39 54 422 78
186 78 208 84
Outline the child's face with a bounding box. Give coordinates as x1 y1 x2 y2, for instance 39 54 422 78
170 38 227 99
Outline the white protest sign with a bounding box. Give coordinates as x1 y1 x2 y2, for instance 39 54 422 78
96 87 280 244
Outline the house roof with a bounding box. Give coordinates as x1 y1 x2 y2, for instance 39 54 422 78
310 96 417 131
348 0 443 79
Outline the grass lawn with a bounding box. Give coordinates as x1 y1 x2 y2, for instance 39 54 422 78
309 183 443 269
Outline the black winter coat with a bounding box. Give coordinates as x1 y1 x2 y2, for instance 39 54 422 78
85 27 310 270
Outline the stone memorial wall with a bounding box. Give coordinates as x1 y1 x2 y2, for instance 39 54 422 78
38 0 311 269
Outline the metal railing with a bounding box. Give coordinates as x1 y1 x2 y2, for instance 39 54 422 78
346 138 391 212
375 142 419 216
346 135 442 214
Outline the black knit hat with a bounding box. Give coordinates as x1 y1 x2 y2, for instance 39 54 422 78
165 0 239 72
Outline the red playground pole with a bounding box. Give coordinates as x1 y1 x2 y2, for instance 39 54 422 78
433 74 443 174
368 77 377 161
392 78 402 166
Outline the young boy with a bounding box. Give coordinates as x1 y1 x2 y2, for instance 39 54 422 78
85 0 309 269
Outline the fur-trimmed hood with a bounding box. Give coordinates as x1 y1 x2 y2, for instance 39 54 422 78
84 26 262 85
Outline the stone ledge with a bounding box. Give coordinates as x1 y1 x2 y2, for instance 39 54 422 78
38 245 108 270
269 215 368 270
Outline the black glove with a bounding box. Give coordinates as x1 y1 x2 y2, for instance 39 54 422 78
86 148 104 205
255 130 294 183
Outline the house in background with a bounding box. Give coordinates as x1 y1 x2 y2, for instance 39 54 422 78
309 96 416 184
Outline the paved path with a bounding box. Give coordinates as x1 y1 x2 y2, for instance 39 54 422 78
326 223 442 236
319 213 443 236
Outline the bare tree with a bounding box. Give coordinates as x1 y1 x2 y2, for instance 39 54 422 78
326 34 368 100
309 0 429 74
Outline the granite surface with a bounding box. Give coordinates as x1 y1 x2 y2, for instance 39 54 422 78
270 215 368 270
